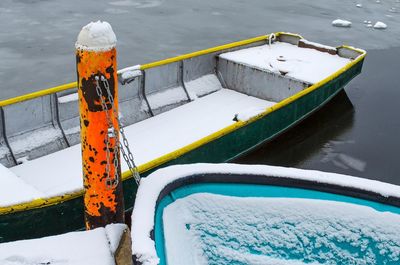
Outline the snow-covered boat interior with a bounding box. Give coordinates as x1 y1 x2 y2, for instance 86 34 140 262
0 33 364 205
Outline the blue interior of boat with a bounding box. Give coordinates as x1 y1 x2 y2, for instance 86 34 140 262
155 182 400 265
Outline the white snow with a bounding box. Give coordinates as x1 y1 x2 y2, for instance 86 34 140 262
332 19 352 28
10 144 83 198
0 223 127 265
130 163 400 264
0 146 9 157
117 64 141 75
374 21 388 29
235 106 266 121
185 74 222 100
299 39 336 51
8 90 273 201
163 193 400 264
120 69 142 81
0 163 44 207
75 21 117 51
124 89 274 164
356 3 362 8
10 127 61 154
143 86 188 110
219 42 351 84
64 126 80 135
58 92 78 104
16 156 29 164
105 223 129 253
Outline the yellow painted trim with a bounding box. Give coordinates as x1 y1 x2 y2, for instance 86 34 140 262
0 32 294 107
139 35 269 70
0 82 77 107
0 34 366 215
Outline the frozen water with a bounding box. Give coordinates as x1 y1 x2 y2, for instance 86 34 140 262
163 193 400 265
1 0 400 100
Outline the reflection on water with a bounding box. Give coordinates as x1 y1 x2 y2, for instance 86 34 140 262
237 47 400 185
236 90 356 168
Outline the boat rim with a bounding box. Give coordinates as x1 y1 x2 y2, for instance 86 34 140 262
131 163 400 264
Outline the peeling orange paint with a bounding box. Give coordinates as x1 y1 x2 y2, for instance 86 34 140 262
76 47 125 229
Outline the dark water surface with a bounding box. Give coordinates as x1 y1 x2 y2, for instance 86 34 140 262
237 48 400 185
1 0 400 183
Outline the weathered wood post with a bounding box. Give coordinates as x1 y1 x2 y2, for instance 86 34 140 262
76 21 125 229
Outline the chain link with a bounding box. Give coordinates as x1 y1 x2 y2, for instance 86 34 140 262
97 75 141 186
95 76 119 189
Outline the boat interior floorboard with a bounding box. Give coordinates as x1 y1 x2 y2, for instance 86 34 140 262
5 89 276 203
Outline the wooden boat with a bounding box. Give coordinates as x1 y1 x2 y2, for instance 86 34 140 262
131 164 400 265
0 32 366 243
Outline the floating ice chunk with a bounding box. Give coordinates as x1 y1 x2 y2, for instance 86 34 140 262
332 19 352 28
374 21 387 29
364 20 373 27
376 0 381 3
356 3 362 7
389 7 397 13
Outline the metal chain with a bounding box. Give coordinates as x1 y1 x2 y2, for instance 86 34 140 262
95 76 119 189
269 33 276 47
101 76 141 185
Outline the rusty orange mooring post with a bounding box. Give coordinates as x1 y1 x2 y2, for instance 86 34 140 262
76 21 124 229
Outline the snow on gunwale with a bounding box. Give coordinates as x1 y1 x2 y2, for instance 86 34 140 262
130 163 400 265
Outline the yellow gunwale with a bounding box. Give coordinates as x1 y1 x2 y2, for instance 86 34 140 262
0 33 366 215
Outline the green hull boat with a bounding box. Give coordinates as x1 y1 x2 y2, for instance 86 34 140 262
0 32 365 243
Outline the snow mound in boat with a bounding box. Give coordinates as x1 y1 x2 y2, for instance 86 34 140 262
164 193 400 264
219 41 351 84
131 163 400 264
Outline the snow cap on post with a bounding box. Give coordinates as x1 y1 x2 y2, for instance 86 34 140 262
76 21 117 51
